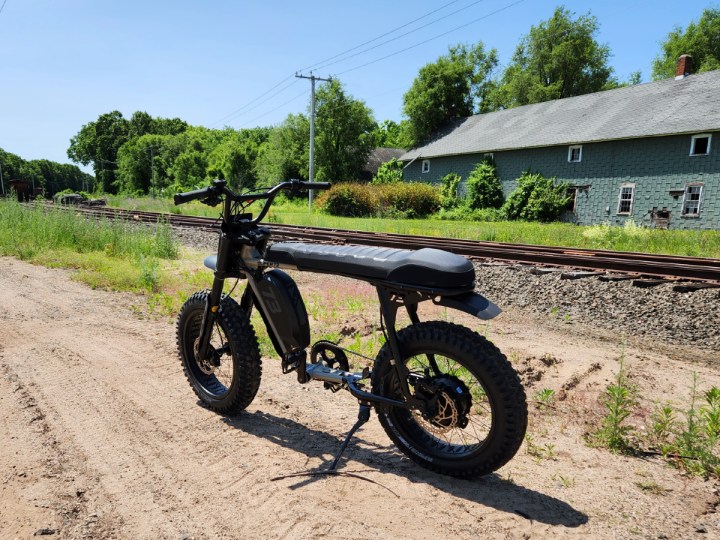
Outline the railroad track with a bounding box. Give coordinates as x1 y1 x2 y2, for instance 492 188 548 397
56 204 720 285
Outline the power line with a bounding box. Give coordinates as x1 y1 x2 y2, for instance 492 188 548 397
311 0 489 72
298 0 464 73
337 0 526 76
0 0 8 16
235 89 309 129
211 0 473 129
210 76 298 127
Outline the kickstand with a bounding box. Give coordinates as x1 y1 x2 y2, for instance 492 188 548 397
329 403 371 471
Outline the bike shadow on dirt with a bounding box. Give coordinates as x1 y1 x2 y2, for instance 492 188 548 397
221 409 588 528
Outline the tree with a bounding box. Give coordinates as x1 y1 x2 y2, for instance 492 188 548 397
315 79 375 183
652 8 720 80
370 120 411 149
256 114 310 184
208 127 271 190
67 110 130 193
488 7 615 110
402 43 498 147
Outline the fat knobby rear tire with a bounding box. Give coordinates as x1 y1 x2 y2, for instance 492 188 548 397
372 321 527 478
177 291 261 414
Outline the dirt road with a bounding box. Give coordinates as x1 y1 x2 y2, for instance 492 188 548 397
1 256 718 539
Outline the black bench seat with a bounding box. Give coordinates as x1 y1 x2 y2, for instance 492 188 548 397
265 242 475 291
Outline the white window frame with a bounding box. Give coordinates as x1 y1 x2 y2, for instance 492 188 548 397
690 134 712 156
616 183 635 215
483 153 494 161
421 159 430 174
568 145 583 163
682 183 704 217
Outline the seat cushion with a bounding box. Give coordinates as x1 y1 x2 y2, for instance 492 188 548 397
265 242 475 290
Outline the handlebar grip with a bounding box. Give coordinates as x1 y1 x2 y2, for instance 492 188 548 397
305 182 332 190
174 186 213 205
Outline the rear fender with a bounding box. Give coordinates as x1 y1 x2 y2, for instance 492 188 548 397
433 292 501 320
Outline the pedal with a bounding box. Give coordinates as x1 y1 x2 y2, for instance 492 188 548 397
281 350 308 384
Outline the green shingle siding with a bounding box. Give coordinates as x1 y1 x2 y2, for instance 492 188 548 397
403 133 720 230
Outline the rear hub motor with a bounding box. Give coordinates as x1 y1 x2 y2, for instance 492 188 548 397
419 375 472 434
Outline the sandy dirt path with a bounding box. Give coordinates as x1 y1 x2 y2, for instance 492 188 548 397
0 256 718 539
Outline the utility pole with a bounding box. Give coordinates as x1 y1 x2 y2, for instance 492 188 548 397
0 162 4 196
296 72 331 209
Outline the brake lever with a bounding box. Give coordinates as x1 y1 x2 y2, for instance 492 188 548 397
201 195 222 207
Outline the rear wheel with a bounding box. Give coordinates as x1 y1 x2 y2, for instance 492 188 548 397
177 291 261 414
372 321 527 478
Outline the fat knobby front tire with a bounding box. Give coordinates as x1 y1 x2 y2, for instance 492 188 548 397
372 321 527 478
177 291 262 414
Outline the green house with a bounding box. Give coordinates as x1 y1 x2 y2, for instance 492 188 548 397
401 61 719 230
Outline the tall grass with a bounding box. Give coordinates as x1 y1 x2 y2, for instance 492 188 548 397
0 199 178 291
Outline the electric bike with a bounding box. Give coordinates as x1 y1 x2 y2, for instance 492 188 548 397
175 179 527 478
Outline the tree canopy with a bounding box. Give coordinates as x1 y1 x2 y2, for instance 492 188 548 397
315 79 375 183
652 8 720 79
487 7 616 110
402 43 498 147
1 148 95 196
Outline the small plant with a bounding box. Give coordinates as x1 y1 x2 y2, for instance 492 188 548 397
551 473 575 488
535 388 556 410
635 481 668 495
526 434 556 460
592 342 638 453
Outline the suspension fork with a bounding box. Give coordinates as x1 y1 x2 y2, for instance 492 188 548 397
196 233 234 361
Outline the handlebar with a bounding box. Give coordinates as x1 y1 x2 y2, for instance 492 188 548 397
174 179 331 225
173 186 216 206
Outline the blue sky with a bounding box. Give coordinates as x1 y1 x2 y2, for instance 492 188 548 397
0 0 714 169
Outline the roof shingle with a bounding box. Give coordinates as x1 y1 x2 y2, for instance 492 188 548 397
401 70 720 160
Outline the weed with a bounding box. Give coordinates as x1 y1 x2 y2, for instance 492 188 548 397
534 388 556 410
551 473 575 488
592 341 638 454
635 481 668 495
526 434 556 461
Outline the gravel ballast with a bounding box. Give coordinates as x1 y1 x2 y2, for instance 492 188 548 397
174 227 720 351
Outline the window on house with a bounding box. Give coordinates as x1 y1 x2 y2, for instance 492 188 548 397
421 159 430 173
568 145 582 162
483 153 494 162
690 134 711 156
617 184 635 214
682 184 703 216
565 188 578 212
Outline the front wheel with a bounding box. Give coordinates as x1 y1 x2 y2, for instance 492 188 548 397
177 291 262 414
372 321 527 478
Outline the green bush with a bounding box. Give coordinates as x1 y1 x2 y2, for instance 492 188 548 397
439 172 462 208
317 183 377 217
377 182 439 218
318 182 439 218
466 161 504 209
502 171 569 222
371 158 403 185
436 206 505 222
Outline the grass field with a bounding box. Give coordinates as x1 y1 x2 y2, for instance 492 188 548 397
106 194 720 258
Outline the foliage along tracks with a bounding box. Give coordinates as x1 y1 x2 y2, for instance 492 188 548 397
57 204 720 286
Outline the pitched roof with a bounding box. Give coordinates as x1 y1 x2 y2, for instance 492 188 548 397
401 70 720 160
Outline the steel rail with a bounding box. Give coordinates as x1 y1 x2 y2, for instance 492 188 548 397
56 204 720 282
